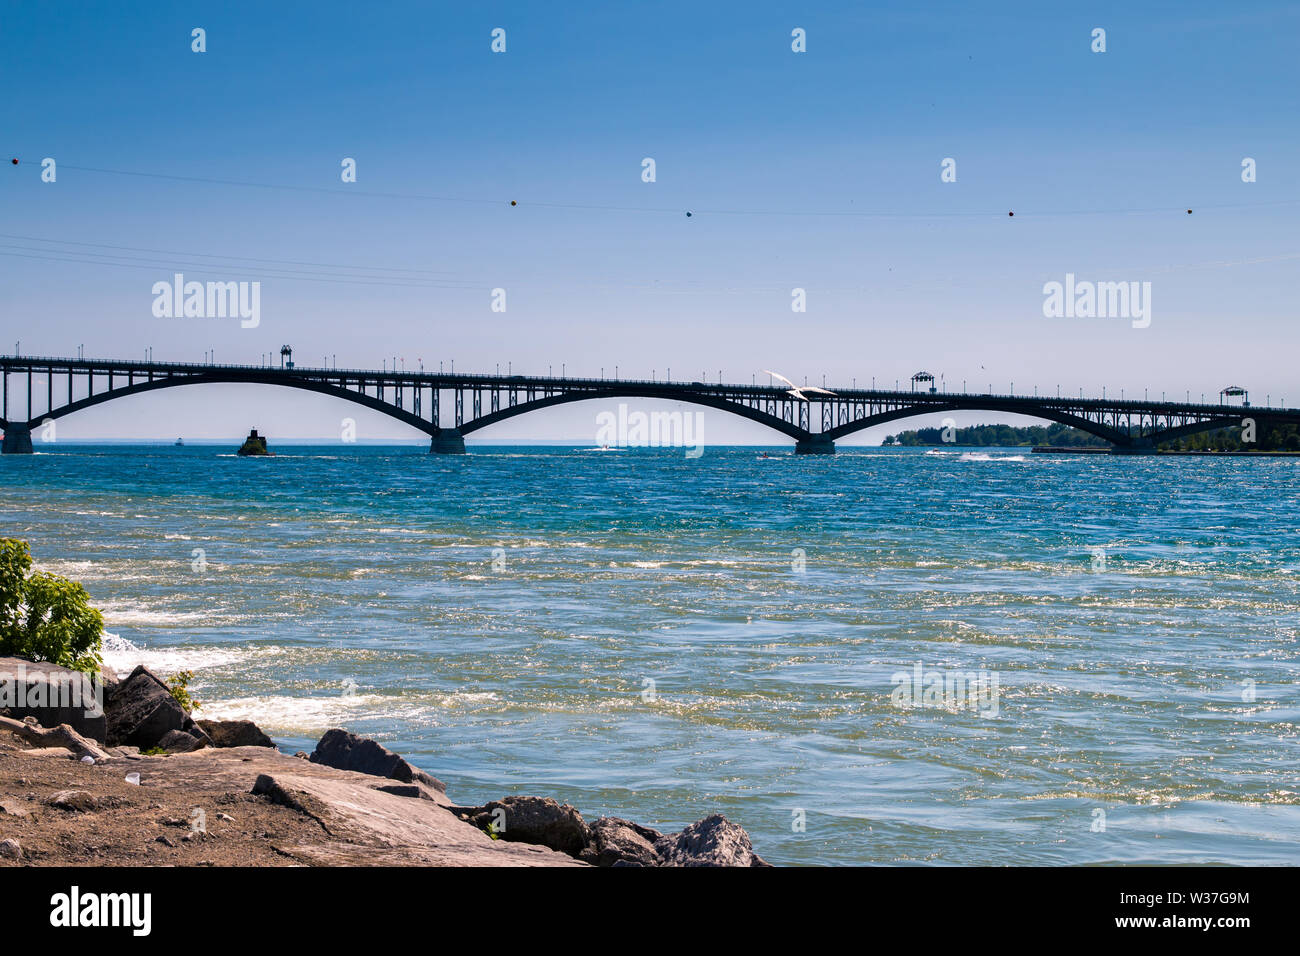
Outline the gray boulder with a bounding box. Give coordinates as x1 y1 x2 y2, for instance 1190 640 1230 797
458 796 591 857
0 656 109 742
197 719 274 748
308 729 445 791
581 816 665 867
105 665 187 749
46 790 97 812
654 813 771 867
157 729 205 753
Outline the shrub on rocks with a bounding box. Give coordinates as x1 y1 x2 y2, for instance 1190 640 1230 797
0 539 103 674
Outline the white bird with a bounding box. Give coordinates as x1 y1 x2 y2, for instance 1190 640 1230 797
763 369 836 402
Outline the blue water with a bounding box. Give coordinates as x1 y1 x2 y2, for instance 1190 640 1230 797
4 444 1298 865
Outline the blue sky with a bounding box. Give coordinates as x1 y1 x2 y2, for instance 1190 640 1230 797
3 0 1299 442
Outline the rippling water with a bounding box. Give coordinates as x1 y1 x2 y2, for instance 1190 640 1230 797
4 444 1298 865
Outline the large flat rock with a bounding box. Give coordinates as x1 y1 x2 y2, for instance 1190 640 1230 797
1 744 582 866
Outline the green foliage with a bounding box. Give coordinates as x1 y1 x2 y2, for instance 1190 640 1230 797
167 670 200 712
1160 423 1300 452
0 539 103 674
885 423 1109 448
141 746 169 756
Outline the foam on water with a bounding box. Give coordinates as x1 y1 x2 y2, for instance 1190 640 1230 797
8 444 1299 865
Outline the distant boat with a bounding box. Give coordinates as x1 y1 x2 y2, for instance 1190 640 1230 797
584 444 626 452
174 438 184 446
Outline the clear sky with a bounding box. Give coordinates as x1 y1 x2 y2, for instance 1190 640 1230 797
3 0 1299 443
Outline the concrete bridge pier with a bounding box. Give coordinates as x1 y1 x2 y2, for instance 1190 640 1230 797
794 435 835 455
429 428 466 454
1112 437 1157 455
1 424 33 454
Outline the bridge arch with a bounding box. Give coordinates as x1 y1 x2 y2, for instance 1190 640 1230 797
6 374 815 446
17 372 440 436
821 402 1135 446
458 386 808 441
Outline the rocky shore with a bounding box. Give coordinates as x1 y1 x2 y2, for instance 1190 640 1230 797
0 658 768 867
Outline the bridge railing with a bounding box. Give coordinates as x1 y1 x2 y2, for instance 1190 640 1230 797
0 355 1287 413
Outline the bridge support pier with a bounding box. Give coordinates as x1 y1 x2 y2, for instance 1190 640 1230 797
1112 438 1156 455
429 428 466 454
1 424 33 454
794 435 835 455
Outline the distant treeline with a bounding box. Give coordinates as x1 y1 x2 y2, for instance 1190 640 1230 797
883 423 1108 447
883 421 1300 451
1159 423 1300 452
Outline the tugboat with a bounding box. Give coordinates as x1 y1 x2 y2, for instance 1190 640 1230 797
236 428 272 456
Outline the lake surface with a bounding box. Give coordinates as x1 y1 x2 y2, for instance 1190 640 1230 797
4 444 1298 865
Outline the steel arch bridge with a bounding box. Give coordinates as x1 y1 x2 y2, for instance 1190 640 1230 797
2 355 1296 454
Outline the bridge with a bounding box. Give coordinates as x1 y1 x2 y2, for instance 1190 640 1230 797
2 355 1297 454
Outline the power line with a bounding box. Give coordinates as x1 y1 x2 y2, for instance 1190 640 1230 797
0 232 462 276
0 248 479 289
11 158 1300 220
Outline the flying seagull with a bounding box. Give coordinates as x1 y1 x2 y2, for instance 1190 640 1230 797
763 369 837 402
